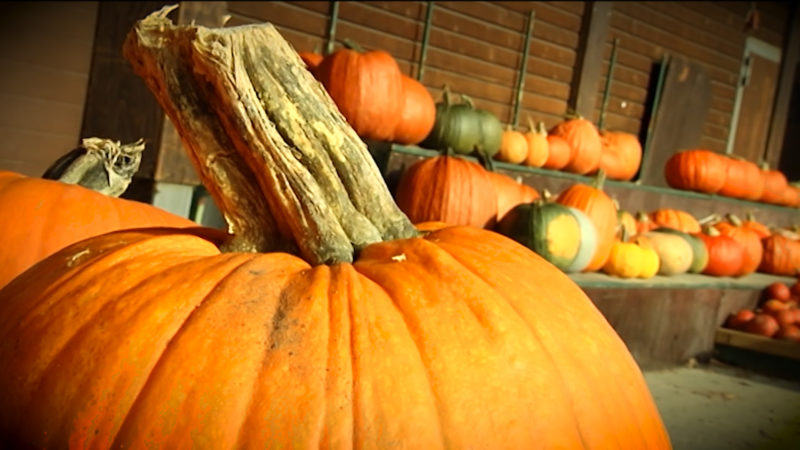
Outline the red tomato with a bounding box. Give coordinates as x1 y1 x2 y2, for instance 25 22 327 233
743 314 780 337
766 282 791 302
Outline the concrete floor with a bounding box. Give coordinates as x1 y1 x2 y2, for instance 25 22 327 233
643 360 800 450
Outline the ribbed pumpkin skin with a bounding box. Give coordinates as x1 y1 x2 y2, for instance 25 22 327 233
488 171 540 222
713 222 763 276
759 168 788 204
0 226 671 449
395 156 498 228
759 235 800 276
550 119 602 175
556 182 617 272
664 150 728 194
0 170 196 289
599 130 642 181
697 233 744 277
394 75 436 145
315 48 404 142
648 209 701 234
543 135 572 170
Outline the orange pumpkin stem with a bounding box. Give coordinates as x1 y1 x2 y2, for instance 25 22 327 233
124 7 418 264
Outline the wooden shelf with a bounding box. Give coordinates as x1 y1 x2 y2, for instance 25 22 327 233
570 271 796 290
372 143 800 226
715 327 800 361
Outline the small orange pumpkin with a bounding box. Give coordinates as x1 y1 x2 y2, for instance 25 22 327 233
495 125 529 165
394 75 437 146
543 135 571 170
522 119 549 168
549 116 602 175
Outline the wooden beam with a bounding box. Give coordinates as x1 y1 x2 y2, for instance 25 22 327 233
764 3 800 168
568 1 612 119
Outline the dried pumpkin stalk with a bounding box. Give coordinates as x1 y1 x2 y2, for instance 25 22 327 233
123 5 417 264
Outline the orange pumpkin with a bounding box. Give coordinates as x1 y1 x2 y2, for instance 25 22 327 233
759 165 788 204
760 233 800 276
598 130 642 181
488 171 540 222
556 170 618 271
549 117 602 175
394 75 437 145
0 170 197 289
739 213 771 239
543 134 571 170
522 119 549 168
495 125 529 164
664 149 728 194
0 15 673 449
648 208 701 234
395 155 499 229
298 51 323 73
315 42 404 142
713 220 763 276
696 226 744 277
716 156 751 199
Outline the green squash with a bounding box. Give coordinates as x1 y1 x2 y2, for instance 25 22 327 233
421 88 503 157
496 200 597 273
642 230 694 275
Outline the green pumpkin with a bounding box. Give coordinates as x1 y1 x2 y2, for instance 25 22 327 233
421 88 503 157
652 227 709 273
496 200 597 273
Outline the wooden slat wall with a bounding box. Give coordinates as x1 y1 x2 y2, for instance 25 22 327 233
225 1 583 131
594 1 792 153
0 2 98 177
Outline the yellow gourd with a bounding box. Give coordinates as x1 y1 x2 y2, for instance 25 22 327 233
643 231 693 275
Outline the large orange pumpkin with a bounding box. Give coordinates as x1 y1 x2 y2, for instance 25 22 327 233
393 75 436 145
0 170 196 289
759 165 788 204
315 41 404 142
664 149 728 194
0 12 672 449
713 220 763 276
556 171 618 272
549 117 603 175
598 130 642 181
395 155 499 228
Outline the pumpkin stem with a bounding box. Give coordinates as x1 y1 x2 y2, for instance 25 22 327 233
536 121 547 136
475 148 496 172
442 84 453 106
541 188 553 202
592 169 607 191
702 224 721 237
726 213 744 227
124 7 418 264
460 94 475 109
341 38 365 52
698 213 722 226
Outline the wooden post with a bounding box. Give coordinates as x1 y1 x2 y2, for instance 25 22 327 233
512 10 535 128
568 1 612 119
416 1 434 81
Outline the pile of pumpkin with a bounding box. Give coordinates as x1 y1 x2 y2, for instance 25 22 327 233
665 149 800 207
393 151 800 280
299 44 644 183
725 281 800 342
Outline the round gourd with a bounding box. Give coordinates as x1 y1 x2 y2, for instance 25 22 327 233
0 14 672 449
697 227 744 277
471 101 504 158
421 88 483 155
603 239 646 278
631 235 661 278
495 125 529 164
642 230 694 275
496 200 597 273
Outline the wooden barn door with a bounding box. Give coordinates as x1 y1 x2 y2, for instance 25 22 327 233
726 37 782 165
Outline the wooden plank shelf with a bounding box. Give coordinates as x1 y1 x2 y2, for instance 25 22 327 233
570 271 796 290
372 143 800 228
715 327 800 361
